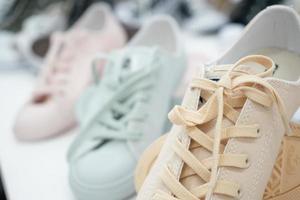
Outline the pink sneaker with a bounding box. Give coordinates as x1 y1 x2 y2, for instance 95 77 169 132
14 3 127 141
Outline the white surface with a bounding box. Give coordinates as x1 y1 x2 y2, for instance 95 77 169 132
0 70 76 200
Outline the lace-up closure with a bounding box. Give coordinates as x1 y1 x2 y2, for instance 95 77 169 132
87 52 159 137
155 55 291 200
86 64 158 140
69 48 161 160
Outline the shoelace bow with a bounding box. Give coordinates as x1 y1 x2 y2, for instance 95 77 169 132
155 55 290 200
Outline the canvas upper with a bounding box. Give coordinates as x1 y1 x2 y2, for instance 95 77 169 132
137 5 300 200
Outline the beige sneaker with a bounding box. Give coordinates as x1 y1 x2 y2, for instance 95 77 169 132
136 5 300 200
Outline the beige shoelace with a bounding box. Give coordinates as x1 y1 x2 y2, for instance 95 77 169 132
154 55 291 200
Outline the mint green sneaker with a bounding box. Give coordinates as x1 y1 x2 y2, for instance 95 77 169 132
68 16 186 200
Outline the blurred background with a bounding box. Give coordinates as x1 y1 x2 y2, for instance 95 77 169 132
0 0 299 200
1 0 300 71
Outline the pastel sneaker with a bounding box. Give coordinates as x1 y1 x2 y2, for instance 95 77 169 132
14 3 126 141
136 5 300 200
68 16 186 200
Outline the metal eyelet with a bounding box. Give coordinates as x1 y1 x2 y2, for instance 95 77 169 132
245 157 250 168
235 186 243 199
256 128 262 138
242 153 251 168
237 188 242 199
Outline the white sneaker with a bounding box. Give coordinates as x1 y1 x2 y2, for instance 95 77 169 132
14 3 126 141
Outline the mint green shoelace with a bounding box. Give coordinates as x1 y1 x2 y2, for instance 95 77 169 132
69 48 160 160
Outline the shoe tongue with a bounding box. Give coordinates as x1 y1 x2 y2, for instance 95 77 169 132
103 47 159 85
